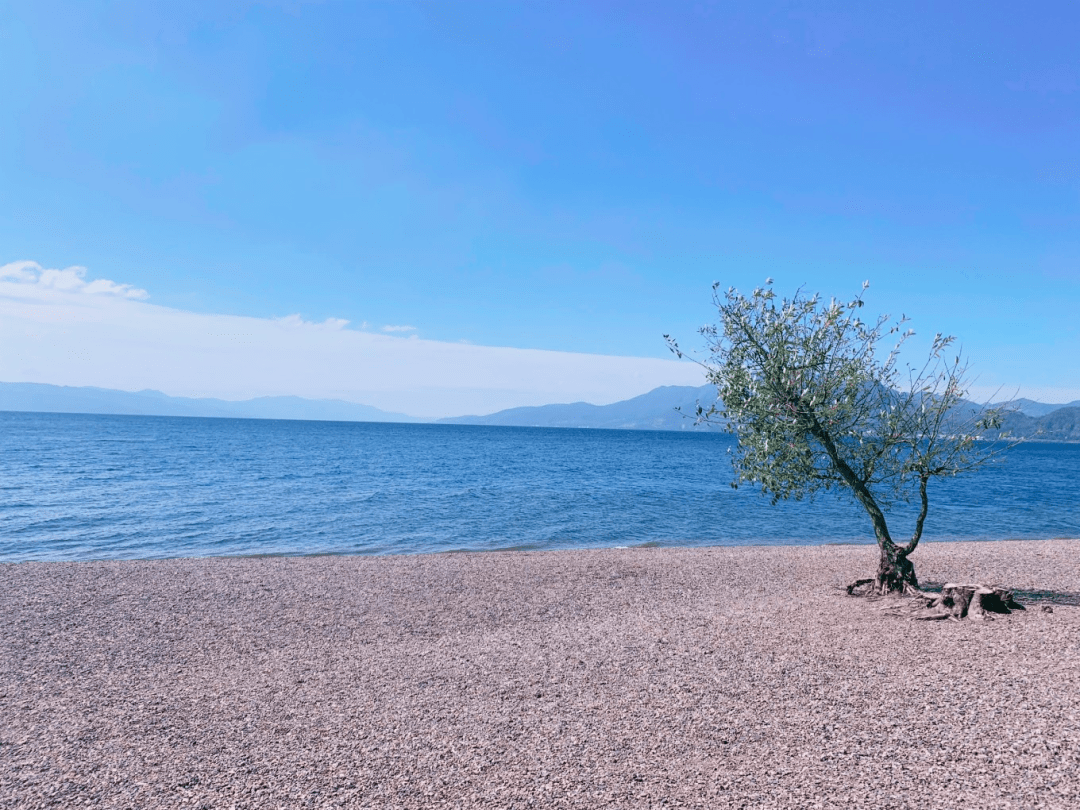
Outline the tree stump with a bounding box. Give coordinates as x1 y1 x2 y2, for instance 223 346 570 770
927 583 1020 621
848 580 1025 621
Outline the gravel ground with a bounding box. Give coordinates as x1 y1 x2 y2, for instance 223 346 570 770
2 540 1079 809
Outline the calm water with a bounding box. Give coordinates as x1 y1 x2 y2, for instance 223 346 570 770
1 411 1077 562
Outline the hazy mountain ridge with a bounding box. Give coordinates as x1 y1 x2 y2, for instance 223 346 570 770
994 406 1080 443
442 385 1079 441
2 381 1077 440
992 397 1080 418
438 384 724 430
0 382 420 423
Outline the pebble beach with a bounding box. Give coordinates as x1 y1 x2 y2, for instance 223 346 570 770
2 539 1079 809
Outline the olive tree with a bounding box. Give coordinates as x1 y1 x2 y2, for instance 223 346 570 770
667 280 1008 596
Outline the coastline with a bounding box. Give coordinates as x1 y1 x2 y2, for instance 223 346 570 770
7 532 1080 566
3 540 1079 808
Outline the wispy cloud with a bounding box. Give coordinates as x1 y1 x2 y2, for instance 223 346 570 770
381 324 416 333
276 314 350 330
0 261 706 418
1 261 149 299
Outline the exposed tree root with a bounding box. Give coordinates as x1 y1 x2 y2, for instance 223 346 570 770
844 543 923 597
846 580 1024 621
845 577 927 599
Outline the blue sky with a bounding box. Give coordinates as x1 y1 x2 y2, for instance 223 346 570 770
2 1 1078 413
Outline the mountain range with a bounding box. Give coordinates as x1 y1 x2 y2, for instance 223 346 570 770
1 381 1077 441
994 407 1080 443
0 382 418 423
438 384 722 430
445 386 1080 442
992 397 1080 418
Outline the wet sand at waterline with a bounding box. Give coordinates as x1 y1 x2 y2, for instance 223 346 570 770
2 540 1079 809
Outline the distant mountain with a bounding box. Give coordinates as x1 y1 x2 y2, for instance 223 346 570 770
4 380 1076 440
991 398 1080 418
995 406 1080 443
439 383 1079 441
439 384 724 431
0 382 421 423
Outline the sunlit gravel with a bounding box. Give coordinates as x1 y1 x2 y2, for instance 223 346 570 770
2 540 1079 808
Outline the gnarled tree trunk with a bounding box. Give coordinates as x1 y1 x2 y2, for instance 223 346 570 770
874 540 919 593
847 473 928 596
847 540 919 596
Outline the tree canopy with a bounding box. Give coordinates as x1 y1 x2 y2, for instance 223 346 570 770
668 280 1008 594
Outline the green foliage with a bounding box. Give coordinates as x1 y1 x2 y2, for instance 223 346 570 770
667 280 1008 545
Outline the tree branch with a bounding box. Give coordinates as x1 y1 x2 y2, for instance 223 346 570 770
806 412 894 547
903 472 929 556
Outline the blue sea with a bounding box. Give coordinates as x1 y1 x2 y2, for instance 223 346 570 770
1 411 1077 562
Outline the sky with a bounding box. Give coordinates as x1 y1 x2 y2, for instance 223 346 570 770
1 0 1078 416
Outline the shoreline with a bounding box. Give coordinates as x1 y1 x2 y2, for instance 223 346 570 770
3 540 1079 808
4 534 1080 567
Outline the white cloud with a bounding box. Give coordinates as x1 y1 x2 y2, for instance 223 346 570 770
0 261 707 418
381 324 416 333
0 260 39 282
275 314 350 330
1 261 149 299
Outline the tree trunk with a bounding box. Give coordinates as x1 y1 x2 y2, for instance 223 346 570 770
807 414 923 597
846 541 919 596
875 540 919 594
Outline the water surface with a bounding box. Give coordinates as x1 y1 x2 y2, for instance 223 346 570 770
1 411 1076 561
